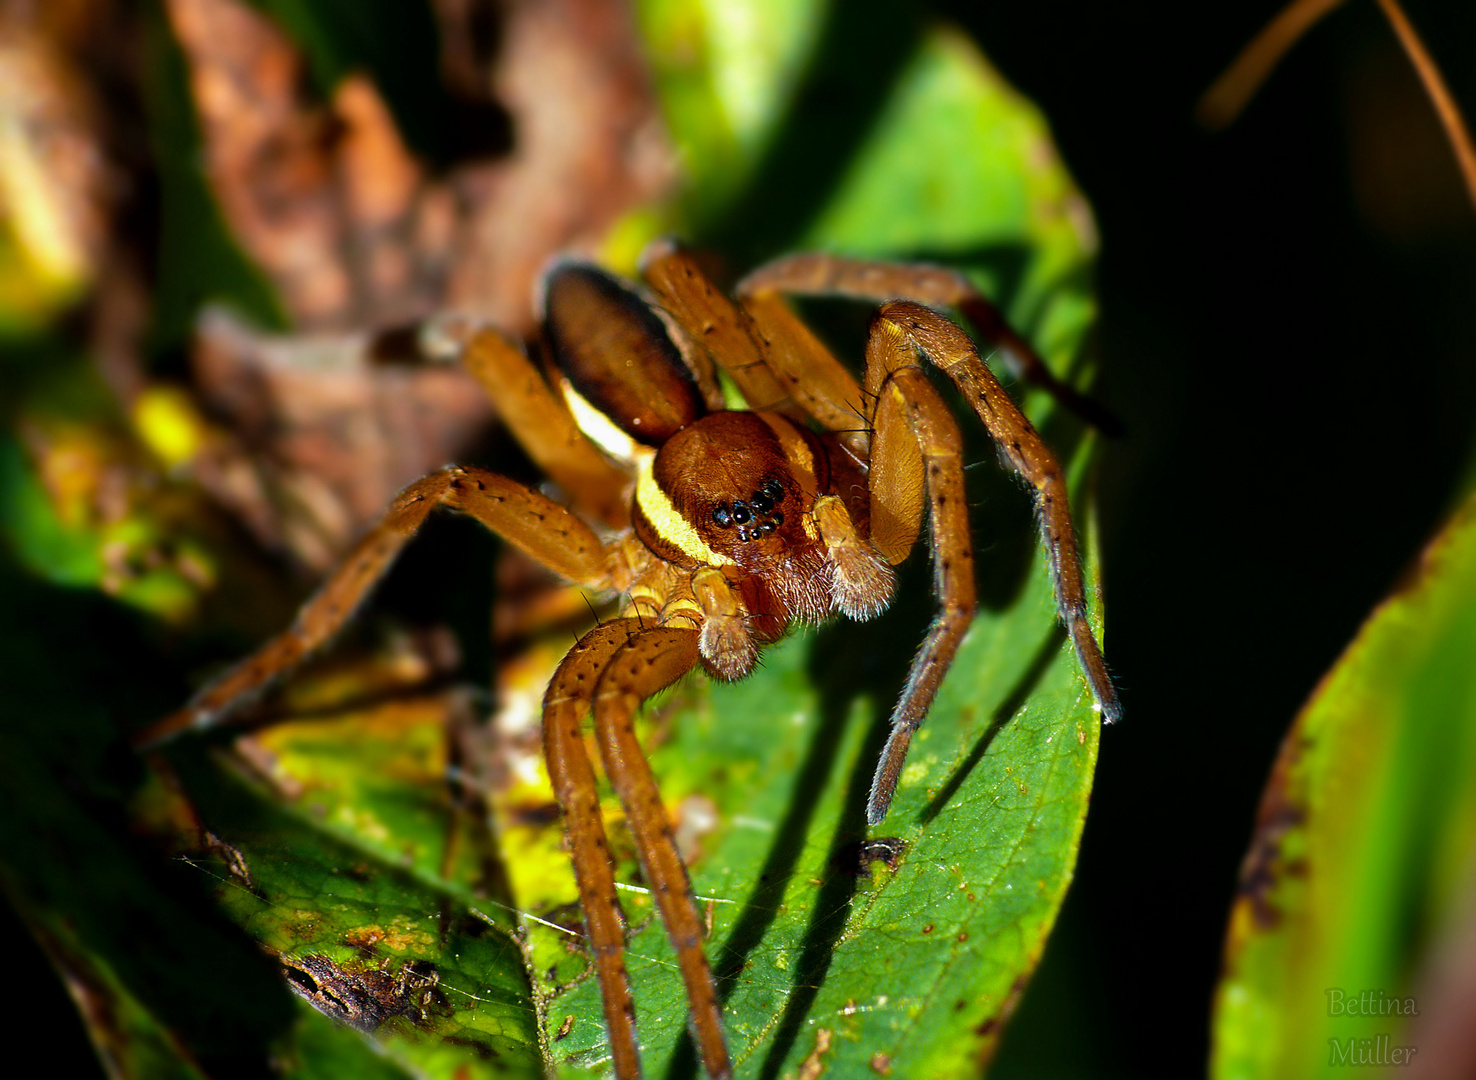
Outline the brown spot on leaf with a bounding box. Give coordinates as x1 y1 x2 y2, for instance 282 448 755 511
797 1027 833 1080
1235 730 1311 932
343 925 386 955
201 831 256 891
974 973 1029 1053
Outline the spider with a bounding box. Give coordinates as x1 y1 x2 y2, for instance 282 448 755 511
144 238 1118 1079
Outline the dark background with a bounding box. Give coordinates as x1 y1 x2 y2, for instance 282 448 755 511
961 1 1476 1074
8 1 1476 1075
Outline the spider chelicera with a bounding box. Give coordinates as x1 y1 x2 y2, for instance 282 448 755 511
145 238 1118 1080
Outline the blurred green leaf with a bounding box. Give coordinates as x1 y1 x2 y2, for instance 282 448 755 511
0 431 104 586
0 357 217 622
639 0 829 225
798 27 1097 375
1211 492 1476 1079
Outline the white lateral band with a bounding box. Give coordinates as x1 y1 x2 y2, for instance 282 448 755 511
635 459 732 567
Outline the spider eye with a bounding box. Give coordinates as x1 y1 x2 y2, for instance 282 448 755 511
712 505 733 528
729 501 751 525
748 478 783 515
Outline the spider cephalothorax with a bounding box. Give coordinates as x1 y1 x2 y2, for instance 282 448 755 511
147 239 1118 1080
634 408 887 637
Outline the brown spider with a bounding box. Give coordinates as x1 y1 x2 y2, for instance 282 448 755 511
144 238 1117 1079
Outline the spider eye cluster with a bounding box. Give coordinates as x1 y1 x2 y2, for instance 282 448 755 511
712 479 785 541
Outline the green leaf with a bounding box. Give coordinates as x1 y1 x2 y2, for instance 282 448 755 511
1211 493 1476 1079
172 746 545 1078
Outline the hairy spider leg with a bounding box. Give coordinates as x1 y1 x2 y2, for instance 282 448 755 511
863 360 978 826
737 253 1123 435
539 260 747 1077
864 303 1121 819
812 494 897 622
550 585 744 1078
137 467 613 744
728 255 1120 808
862 371 926 565
543 618 648 1080
592 626 732 1080
732 289 868 437
638 239 808 422
457 324 632 527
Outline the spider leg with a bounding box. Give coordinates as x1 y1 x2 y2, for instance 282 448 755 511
690 566 758 680
733 290 868 438
638 238 804 421
543 618 647 1080
863 362 977 826
459 325 633 527
737 252 1123 434
813 495 896 621
593 626 731 1080
139 466 613 744
644 242 883 470
864 304 1120 823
